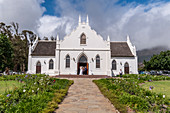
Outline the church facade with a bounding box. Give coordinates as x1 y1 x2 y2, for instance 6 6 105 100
28 16 138 76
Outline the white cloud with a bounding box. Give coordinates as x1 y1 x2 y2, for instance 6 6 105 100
37 15 76 38
0 0 45 32
50 0 170 50
1 0 170 50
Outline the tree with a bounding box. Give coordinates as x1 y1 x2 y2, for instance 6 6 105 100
0 22 13 40
144 50 170 70
0 22 37 72
0 34 13 71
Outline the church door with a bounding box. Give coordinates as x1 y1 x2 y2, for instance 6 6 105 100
124 62 129 74
36 61 41 73
77 55 88 75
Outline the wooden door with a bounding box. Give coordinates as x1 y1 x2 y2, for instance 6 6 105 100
86 63 88 75
125 67 129 74
77 63 79 75
36 61 41 73
36 66 41 73
124 62 129 74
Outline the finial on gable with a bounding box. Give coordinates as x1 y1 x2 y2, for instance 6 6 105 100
127 35 130 42
107 35 110 41
79 15 81 25
86 15 89 25
57 34 59 41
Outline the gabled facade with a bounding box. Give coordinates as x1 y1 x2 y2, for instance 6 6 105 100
28 16 138 76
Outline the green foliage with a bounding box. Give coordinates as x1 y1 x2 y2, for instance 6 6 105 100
0 81 23 94
0 34 13 71
93 80 127 113
0 22 37 72
144 50 170 70
141 81 170 99
93 76 170 112
0 74 73 113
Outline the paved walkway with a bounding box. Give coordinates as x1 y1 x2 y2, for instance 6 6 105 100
55 78 118 113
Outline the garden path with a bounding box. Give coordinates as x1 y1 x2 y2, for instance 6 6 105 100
55 78 118 113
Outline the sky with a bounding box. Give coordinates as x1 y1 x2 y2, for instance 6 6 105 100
0 0 170 50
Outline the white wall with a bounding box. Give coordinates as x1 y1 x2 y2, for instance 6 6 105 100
111 56 138 76
57 22 110 75
60 23 109 49
29 56 56 76
28 19 138 76
59 50 109 75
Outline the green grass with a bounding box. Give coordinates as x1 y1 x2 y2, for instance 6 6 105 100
141 81 170 99
0 81 23 94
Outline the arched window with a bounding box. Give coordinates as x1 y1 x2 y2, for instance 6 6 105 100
112 60 116 70
36 61 41 73
80 33 86 44
79 55 87 63
96 55 100 68
124 62 129 74
49 59 54 69
66 55 70 68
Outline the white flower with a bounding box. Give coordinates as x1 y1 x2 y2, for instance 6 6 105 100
156 95 158 98
37 88 39 91
32 90 34 93
23 89 26 92
146 96 148 98
163 95 165 98
34 82 36 85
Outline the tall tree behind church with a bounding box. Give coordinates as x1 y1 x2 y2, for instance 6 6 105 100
0 22 36 72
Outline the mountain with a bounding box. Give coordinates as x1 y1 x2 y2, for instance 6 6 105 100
137 46 169 63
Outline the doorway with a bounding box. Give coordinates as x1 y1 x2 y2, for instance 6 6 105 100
77 55 88 75
124 62 129 74
36 61 41 73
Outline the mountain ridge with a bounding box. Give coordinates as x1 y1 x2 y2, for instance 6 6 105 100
137 46 169 63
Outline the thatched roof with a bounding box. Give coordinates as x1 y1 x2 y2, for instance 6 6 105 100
31 41 56 56
110 42 134 57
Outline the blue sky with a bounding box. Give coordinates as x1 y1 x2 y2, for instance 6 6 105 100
41 0 170 16
1 0 170 50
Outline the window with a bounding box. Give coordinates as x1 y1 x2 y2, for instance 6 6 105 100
66 55 70 68
80 33 86 44
96 55 100 68
112 60 116 70
79 55 87 63
124 62 129 74
49 59 54 69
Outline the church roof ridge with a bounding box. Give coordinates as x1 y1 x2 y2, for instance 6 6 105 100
38 40 56 42
110 41 127 43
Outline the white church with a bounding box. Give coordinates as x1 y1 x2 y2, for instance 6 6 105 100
28 16 138 76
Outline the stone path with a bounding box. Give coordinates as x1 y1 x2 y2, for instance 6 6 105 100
55 78 118 113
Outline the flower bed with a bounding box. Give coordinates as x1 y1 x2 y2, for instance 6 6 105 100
93 76 170 112
0 74 73 112
117 74 170 82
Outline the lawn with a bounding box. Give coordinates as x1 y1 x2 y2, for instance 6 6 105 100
141 81 170 99
0 81 23 94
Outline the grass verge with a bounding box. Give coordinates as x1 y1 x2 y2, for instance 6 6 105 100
0 81 23 94
93 80 128 113
141 81 170 99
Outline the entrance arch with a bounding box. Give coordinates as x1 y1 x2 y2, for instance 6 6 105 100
77 54 88 75
124 62 129 74
36 61 41 73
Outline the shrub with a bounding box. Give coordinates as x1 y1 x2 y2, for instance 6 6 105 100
0 74 73 112
93 77 170 112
